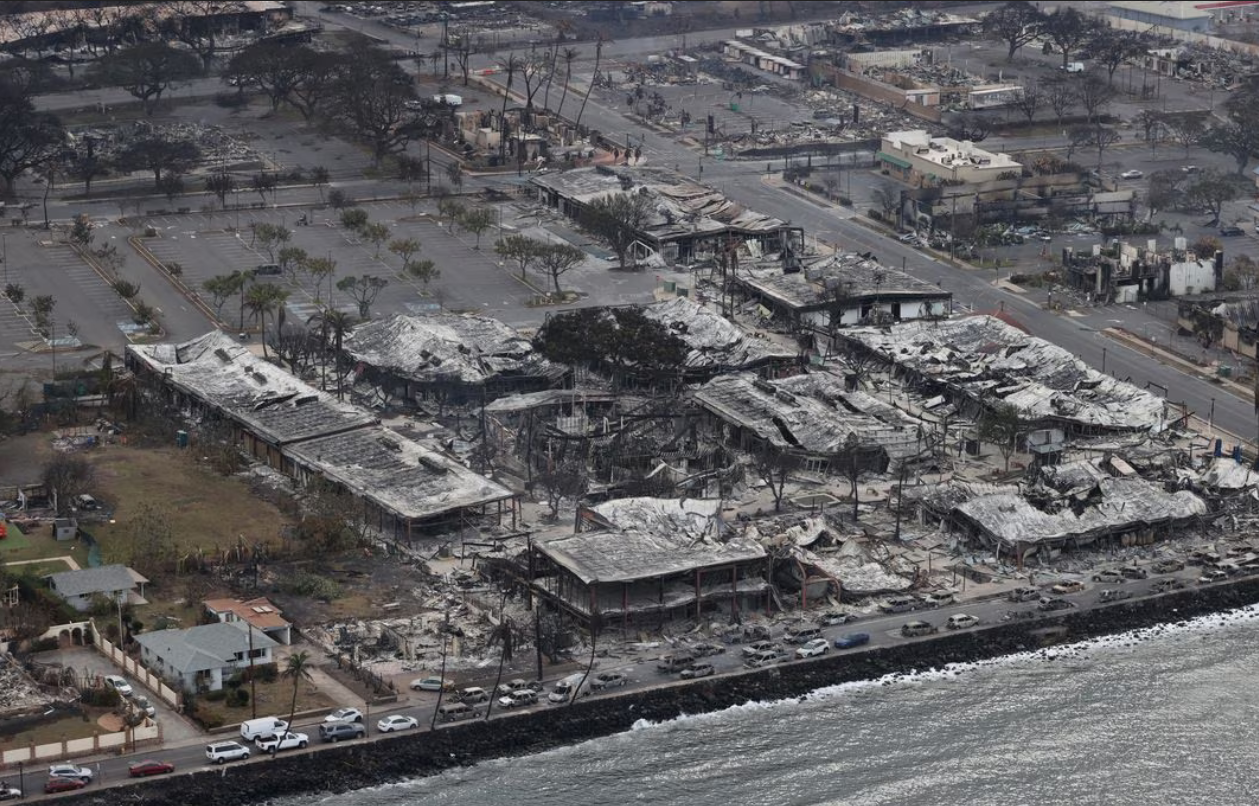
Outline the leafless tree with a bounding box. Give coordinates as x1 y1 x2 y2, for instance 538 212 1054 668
1073 73 1116 123
42 454 94 515
1010 80 1044 124
751 443 799 512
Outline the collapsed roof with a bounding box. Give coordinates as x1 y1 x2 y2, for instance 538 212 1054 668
127 331 376 446
740 251 951 310
641 297 796 372
840 315 1167 433
343 313 565 388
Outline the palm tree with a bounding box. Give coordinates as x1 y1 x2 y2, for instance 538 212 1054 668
497 53 522 161
281 651 313 743
306 308 355 398
570 612 602 708
245 283 289 359
576 36 604 130
229 269 251 332
556 46 579 117
484 590 514 721
430 610 452 730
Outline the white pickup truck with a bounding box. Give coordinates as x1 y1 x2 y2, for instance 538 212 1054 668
255 731 309 754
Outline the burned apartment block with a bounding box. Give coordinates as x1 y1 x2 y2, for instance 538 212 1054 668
529 498 770 629
341 312 568 408
1063 238 1222 303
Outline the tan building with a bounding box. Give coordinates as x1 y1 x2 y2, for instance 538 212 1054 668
878 130 1021 186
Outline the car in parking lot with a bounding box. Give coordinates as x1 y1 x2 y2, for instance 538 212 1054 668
1052 580 1087 594
1153 559 1185 574
1007 587 1041 602
1220 225 1245 237
946 614 980 630
48 765 93 783
901 621 937 637
1182 165 1200 173
319 721 366 742
127 760 174 778
1119 169 1144 179
255 731 309 754
104 675 133 697
590 672 627 690
44 778 85 794
377 715 419 733
1099 589 1133 603
205 741 251 764
1120 566 1148 580
0 784 20 800
1038 597 1077 612
131 694 156 718
795 638 830 658
325 707 364 723
834 632 871 649
679 663 715 680
410 677 455 692
498 689 539 709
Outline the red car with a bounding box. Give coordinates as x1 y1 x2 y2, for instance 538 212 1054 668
44 778 86 794
128 760 175 778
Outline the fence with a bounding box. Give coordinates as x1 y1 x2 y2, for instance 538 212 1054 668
92 633 182 711
0 721 160 768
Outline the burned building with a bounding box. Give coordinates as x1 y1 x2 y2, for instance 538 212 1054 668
837 316 1168 436
1063 238 1222 302
342 313 568 407
529 165 797 265
737 251 952 335
640 297 797 381
529 498 770 628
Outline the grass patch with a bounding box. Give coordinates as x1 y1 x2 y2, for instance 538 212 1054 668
0 709 119 750
194 675 336 728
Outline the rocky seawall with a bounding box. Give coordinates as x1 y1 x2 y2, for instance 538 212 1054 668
62 579 1259 806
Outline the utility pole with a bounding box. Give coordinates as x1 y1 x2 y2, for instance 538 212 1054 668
441 14 450 79
248 621 258 719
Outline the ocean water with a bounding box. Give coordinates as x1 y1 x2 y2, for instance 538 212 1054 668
281 606 1259 806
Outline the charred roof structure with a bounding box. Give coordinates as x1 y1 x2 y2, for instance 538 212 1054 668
640 297 797 379
691 370 929 475
837 316 1167 435
529 165 798 265
127 332 515 536
738 251 952 334
529 498 770 628
342 313 567 406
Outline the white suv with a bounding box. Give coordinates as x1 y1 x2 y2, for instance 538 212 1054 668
205 741 251 764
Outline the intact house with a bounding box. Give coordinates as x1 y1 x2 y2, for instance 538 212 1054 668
48 564 148 612
341 313 569 408
736 251 952 337
126 331 518 536
528 497 770 629
204 597 293 645
529 165 799 266
1062 239 1222 303
135 622 279 693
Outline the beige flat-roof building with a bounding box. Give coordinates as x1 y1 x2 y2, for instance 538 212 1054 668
878 130 1021 186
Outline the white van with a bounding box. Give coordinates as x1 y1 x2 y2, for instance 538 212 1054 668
547 673 591 704
240 716 288 742
1063 62 1085 73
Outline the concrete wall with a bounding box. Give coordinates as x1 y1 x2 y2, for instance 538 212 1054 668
95 632 184 709
0 722 159 766
1169 261 1217 296
812 64 942 123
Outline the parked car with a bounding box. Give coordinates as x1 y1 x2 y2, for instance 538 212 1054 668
1220 225 1245 237
1119 169 1144 179
817 611 856 626
590 672 628 690
324 707 364 723
103 675 133 697
1052 580 1087 594
0 785 21 800
1092 570 1125 584
1153 559 1185 574
745 648 789 668
47 765 92 783
795 638 830 658
377 715 419 733
1199 568 1229 584
319 721 366 742
924 591 956 608
410 677 455 692
901 621 937 637
498 689 538 709
255 731 309 754
205 741 251 764
495 678 532 696
1099 589 1133 603
785 627 824 645
742 640 776 658
1008 587 1041 602
44 778 86 794
1120 566 1148 580
690 642 726 657
127 760 175 778
437 702 475 722
679 663 715 680
131 695 156 718
879 597 921 614
946 614 980 630
459 687 490 705
656 652 696 673
1182 165 1200 173
834 632 871 649
1038 597 1076 612
1153 578 1188 592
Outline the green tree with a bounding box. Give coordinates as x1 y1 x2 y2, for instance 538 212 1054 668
407 258 439 289
984 1 1044 61
202 274 238 322
0 78 65 196
459 206 494 249
281 650 313 746
580 193 651 270
339 208 369 233
1201 120 1259 175
115 138 201 188
438 198 465 234
253 222 291 263
362 221 390 258
224 41 303 111
277 245 308 285
336 274 387 319
388 237 422 277
304 256 336 302
205 171 235 211
245 282 288 357
1187 170 1243 226
1042 7 1089 69
979 402 1022 472
536 242 585 295
494 234 543 280
92 41 200 115
533 307 687 386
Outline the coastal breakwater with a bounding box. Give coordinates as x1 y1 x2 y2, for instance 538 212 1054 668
63 578 1259 806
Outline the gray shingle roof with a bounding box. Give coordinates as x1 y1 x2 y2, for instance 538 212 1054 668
48 565 137 598
135 622 280 674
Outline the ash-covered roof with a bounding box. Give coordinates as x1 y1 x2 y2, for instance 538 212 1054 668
841 316 1166 432
343 313 564 387
484 388 620 414
536 526 766 585
739 251 951 311
953 477 1206 547
128 331 375 446
693 371 923 460
641 298 795 371
530 166 788 242
283 426 514 523
588 497 724 540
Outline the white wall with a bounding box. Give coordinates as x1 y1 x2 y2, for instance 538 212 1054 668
1169 260 1216 296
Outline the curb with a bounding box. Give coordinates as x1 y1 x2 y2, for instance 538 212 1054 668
126 235 223 329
